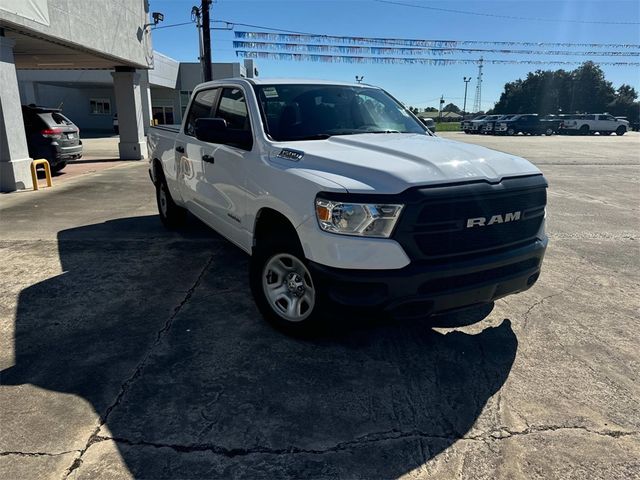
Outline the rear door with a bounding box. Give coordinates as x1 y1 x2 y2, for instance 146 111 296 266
176 87 220 219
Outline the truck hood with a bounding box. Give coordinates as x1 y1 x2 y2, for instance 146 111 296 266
276 133 541 194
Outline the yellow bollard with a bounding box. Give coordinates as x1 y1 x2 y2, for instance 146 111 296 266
30 159 53 191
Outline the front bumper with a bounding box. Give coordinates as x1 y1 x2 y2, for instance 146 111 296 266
309 237 547 319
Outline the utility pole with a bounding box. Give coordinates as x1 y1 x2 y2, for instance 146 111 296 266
191 6 205 83
201 0 212 82
439 95 444 122
462 76 471 118
472 57 483 113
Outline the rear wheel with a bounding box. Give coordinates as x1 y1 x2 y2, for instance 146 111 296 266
545 127 554 136
250 236 327 333
616 126 626 136
51 161 67 173
155 170 186 228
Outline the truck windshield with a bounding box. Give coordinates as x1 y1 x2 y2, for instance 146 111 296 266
253 84 426 141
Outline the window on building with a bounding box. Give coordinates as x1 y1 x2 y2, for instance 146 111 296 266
152 106 175 125
180 90 193 117
90 98 111 115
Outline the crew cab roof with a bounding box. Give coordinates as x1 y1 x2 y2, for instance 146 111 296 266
195 78 379 89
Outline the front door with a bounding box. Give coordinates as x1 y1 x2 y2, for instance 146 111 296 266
198 86 253 249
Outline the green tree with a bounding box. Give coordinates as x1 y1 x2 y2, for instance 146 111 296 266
493 62 622 116
424 107 438 112
443 103 461 113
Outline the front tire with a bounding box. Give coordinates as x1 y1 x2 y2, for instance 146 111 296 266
250 238 325 332
506 127 515 136
579 124 590 135
616 126 626 136
156 173 186 229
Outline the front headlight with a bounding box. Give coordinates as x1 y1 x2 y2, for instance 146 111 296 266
315 198 403 238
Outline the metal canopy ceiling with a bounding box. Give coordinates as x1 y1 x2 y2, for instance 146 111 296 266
4 29 136 69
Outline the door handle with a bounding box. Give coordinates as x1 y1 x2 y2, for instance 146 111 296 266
175 145 185 153
202 154 215 164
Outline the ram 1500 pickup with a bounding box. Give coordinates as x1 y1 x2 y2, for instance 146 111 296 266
148 79 548 331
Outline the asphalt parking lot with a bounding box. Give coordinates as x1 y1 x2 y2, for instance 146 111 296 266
1 133 639 479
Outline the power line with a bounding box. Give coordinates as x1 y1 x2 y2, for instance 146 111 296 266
375 0 640 26
152 20 194 30
213 20 314 35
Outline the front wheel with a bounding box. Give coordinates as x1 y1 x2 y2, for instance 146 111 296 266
616 126 626 136
250 240 326 332
545 128 554 136
506 127 515 136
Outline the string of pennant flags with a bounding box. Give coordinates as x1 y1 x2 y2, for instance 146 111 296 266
235 50 640 67
233 41 640 58
234 31 640 50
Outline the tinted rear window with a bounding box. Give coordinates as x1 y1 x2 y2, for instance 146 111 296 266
38 112 74 127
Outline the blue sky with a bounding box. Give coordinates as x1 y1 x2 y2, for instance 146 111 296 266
150 0 640 111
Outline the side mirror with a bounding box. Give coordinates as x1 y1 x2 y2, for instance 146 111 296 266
195 117 253 150
195 118 228 143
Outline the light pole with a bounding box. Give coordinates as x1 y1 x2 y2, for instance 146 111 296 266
462 76 471 118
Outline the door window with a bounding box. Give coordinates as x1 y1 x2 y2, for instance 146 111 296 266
216 88 251 132
185 88 219 136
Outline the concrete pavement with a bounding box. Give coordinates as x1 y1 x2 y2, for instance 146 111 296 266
0 134 639 479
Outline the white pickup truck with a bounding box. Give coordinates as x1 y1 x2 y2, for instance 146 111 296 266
147 79 548 331
560 113 629 135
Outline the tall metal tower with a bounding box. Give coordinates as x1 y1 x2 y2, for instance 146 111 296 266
472 57 484 113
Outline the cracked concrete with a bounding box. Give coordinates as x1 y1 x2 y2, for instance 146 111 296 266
63 253 219 478
1 134 639 479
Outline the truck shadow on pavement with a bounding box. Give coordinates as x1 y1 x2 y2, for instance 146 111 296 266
1 215 517 479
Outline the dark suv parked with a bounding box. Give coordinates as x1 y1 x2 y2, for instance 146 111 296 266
22 105 82 172
495 114 558 136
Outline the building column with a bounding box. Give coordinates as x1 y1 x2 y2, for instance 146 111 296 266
139 70 153 135
0 36 32 192
111 67 147 159
20 81 38 105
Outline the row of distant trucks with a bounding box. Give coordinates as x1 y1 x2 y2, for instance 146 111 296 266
462 113 631 136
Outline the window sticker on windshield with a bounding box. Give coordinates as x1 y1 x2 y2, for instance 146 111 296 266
263 87 278 98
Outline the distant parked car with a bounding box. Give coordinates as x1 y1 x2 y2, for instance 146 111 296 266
466 115 490 134
560 114 628 135
474 115 502 134
21 105 82 173
462 115 485 134
419 117 437 132
495 114 556 136
113 113 119 134
481 114 516 134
